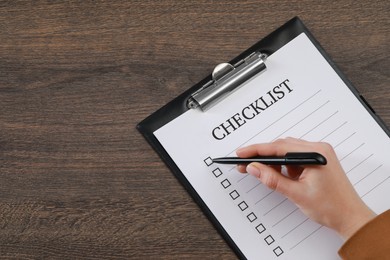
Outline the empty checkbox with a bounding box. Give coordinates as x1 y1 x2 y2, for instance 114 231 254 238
221 179 231 189
247 212 257 222
212 168 222 177
273 246 283 257
204 157 213 166
255 223 266 234
238 201 248 211
229 190 240 200
265 235 275 245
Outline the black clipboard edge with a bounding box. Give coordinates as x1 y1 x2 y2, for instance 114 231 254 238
136 17 389 260
137 122 247 259
137 17 306 134
301 22 390 137
138 16 389 137
136 17 307 259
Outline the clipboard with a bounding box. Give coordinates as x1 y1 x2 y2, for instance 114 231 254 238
137 17 390 259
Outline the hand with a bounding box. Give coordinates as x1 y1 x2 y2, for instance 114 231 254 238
236 137 376 240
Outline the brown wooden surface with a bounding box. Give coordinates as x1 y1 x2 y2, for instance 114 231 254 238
0 1 389 259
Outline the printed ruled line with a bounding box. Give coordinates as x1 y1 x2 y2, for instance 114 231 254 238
346 154 374 175
340 143 365 161
237 174 249 183
254 190 274 205
354 164 383 186
272 100 330 141
226 90 322 156
272 207 299 227
319 121 348 141
290 226 323 250
299 111 339 139
361 176 389 198
263 198 288 216
334 132 356 149
228 165 237 172
246 183 261 193
281 217 310 238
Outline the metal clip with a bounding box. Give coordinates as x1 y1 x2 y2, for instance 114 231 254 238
187 52 267 111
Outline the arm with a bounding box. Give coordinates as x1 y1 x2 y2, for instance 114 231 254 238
338 209 390 259
236 137 376 240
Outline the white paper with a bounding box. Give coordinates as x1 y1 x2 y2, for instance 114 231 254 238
154 33 390 260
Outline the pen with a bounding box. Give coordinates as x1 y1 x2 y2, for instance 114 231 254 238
212 152 327 165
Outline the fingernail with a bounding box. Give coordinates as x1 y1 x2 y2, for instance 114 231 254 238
236 164 246 173
246 164 261 178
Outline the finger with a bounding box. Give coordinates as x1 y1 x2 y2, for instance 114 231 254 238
237 164 281 174
283 137 312 145
271 165 282 173
246 162 300 199
285 165 303 179
237 164 247 173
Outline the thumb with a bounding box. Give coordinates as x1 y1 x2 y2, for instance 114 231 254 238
246 163 299 198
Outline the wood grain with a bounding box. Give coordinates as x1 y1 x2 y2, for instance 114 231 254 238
0 1 388 258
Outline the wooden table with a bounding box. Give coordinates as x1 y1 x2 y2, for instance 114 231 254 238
1 1 388 258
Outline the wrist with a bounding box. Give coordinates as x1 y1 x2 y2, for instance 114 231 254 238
337 205 376 240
